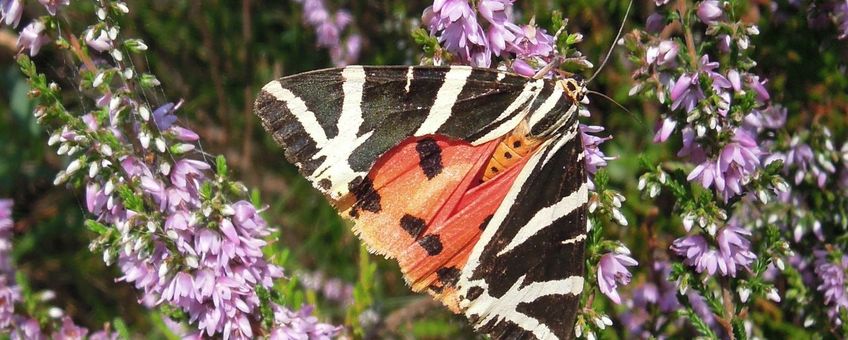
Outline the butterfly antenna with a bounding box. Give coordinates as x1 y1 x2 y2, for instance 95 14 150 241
586 89 645 127
587 0 634 83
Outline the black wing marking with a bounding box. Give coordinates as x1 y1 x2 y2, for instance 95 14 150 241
254 65 551 201
457 116 588 340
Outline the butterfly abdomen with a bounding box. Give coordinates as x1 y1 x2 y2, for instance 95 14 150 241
482 122 542 181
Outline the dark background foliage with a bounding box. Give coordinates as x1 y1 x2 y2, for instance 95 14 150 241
0 0 846 338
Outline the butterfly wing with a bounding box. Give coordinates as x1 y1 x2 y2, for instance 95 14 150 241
456 125 588 340
254 65 587 340
254 65 548 202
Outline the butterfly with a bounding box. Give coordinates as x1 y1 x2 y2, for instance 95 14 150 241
254 65 589 340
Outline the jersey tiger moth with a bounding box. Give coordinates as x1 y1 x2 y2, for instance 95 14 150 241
254 65 589 340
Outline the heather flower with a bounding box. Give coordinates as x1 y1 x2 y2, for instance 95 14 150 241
597 253 638 304
653 117 677 143
715 223 756 277
814 250 848 325
52 317 88 339
697 0 723 24
835 1 848 39
645 13 665 33
17 21 51 57
581 124 614 176
670 73 705 113
299 0 361 66
424 0 491 66
671 235 726 275
1 0 23 28
478 0 520 56
646 40 679 66
743 105 787 131
0 278 16 329
689 128 762 201
510 23 555 58
270 305 342 339
38 0 70 16
84 28 114 52
746 74 770 103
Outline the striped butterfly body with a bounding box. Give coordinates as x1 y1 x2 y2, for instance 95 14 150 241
254 65 589 340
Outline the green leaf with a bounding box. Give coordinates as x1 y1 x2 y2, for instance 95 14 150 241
116 185 144 212
84 219 109 235
216 155 228 177
113 317 131 339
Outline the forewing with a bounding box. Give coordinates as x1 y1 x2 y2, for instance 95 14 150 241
253 65 546 202
456 120 588 340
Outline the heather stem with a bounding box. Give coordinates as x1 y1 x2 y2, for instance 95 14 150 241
676 0 699 66
720 277 736 340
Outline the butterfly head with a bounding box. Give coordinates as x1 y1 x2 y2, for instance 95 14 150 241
557 75 588 105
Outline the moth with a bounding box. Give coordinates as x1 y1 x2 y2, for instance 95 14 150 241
254 65 589 340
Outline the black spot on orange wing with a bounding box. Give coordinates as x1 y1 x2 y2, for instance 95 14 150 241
400 214 426 238
503 151 512 159
418 234 443 256
512 140 521 148
436 267 461 286
349 177 381 217
416 138 443 179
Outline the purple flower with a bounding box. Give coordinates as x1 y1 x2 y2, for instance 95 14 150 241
424 0 491 67
37 0 69 15
653 117 677 143
17 21 51 57
0 200 11 232
299 0 361 66
743 105 787 131
746 74 770 103
270 305 342 339
646 40 679 66
12 318 44 340
716 224 756 277
671 235 726 275
477 0 521 56
510 59 535 77
510 23 555 58
836 1 848 39
678 127 707 163
1 0 23 28
688 128 762 201
52 317 88 340
152 102 180 130
697 0 723 24
0 278 17 329
597 253 638 304
814 250 848 325
580 124 614 176
670 73 705 113
717 34 731 53
646 13 665 33
84 29 114 52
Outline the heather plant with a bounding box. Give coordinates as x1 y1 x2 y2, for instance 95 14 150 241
0 0 846 339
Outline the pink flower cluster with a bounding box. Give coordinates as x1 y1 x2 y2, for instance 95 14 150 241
671 222 756 277
298 0 362 66
6 0 342 338
0 200 119 339
423 0 558 75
